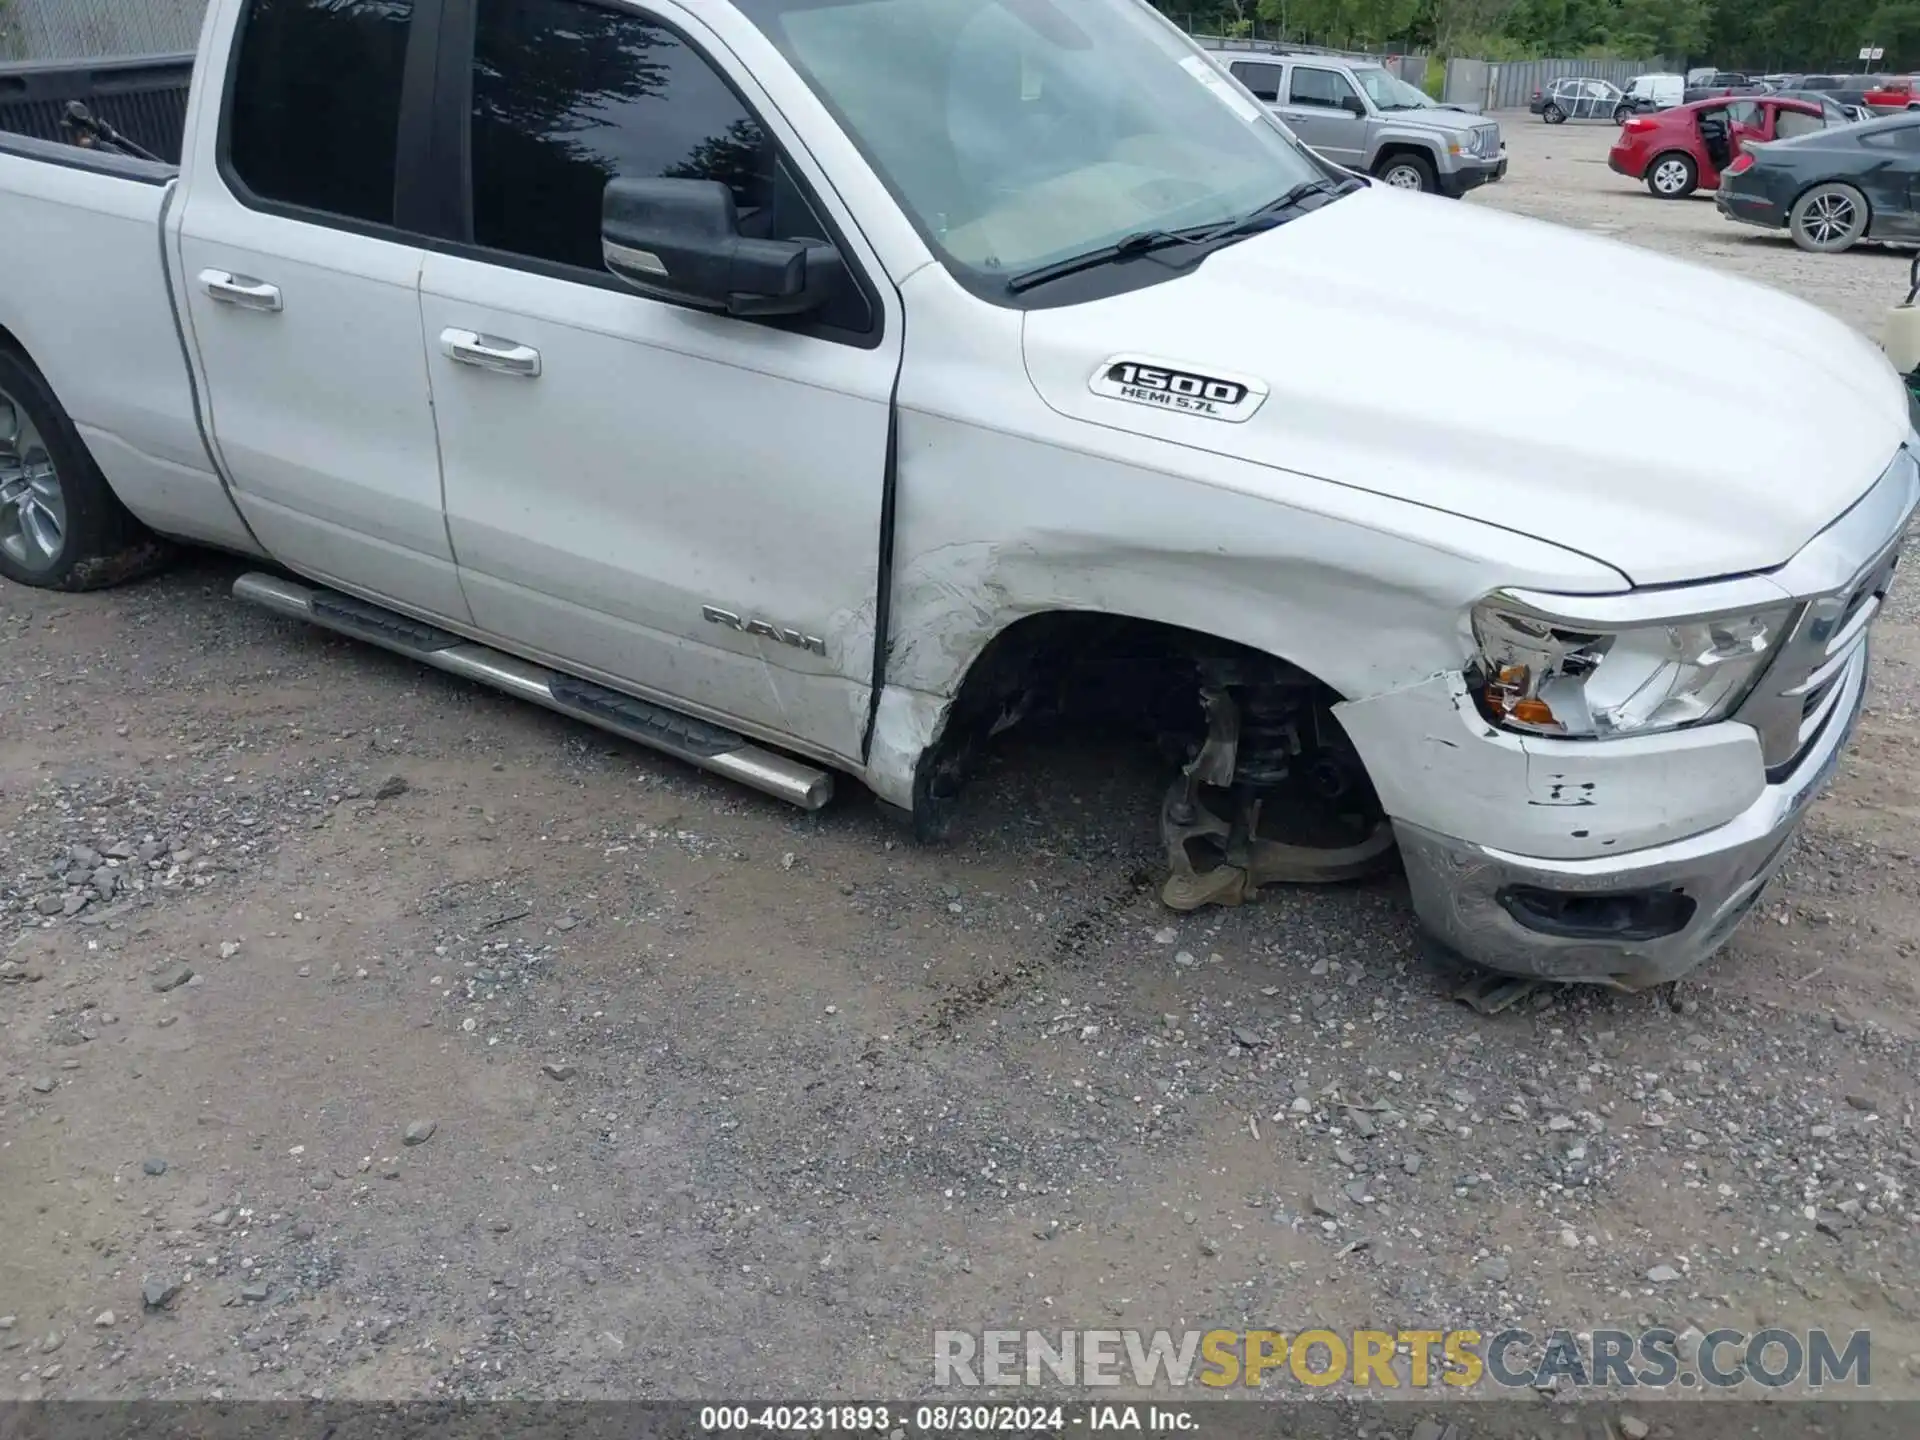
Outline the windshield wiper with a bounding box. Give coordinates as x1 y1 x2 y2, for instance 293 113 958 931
1195 175 1360 241
1004 177 1359 294
1005 228 1202 294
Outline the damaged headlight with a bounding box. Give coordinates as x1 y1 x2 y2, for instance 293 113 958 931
1469 593 1794 738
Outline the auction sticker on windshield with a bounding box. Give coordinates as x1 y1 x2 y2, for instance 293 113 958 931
1089 355 1269 422
1178 54 1265 122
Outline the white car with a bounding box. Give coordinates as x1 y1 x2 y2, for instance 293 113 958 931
1534 77 1626 123
1 0 1914 990
1622 72 1687 116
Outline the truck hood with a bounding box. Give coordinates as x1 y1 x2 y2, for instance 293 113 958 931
1021 186 1910 586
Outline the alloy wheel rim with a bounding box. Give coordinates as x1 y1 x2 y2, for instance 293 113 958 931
0 385 66 573
1654 159 1689 193
1386 166 1422 189
1805 191 1857 244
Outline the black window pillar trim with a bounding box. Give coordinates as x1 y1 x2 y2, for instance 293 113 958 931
395 0 458 236
428 0 478 243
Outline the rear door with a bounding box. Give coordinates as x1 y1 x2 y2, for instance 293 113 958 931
417 0 901 762
173 0 466 621
1278 64 1367 168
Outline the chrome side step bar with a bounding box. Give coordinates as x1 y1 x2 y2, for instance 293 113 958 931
231 572 834 811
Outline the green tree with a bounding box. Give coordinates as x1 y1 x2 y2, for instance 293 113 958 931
1258 0 1423 46
1611 0 1711 56
1157 0 1920 71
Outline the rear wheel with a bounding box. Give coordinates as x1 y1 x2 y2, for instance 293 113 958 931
1614 103 1633 124
1375 152 1436 192
0 347 169 591
1789 182 1869 252
1646 151 1698 198
1542 102 1566 124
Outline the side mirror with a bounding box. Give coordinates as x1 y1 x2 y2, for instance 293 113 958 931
600 176 839 319
1341 94 1368 117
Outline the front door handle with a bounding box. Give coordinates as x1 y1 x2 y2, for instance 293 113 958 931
199 270 282 312
441 328 541 378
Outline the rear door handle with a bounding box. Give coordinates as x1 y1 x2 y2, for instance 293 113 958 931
441 328 541 378
199 270 282 312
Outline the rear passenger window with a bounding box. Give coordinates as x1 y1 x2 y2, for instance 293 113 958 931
1229 61 1282 102
226 0 415 226
1861 122 1920 151
1774 107 1823 138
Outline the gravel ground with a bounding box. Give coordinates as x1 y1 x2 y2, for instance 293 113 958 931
2 117 1918 1414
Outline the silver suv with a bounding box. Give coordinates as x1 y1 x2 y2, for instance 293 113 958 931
1205 45 1506 195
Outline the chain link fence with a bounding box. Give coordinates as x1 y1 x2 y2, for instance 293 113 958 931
1 0 205 61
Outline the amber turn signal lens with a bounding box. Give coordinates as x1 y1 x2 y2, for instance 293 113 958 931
1509 697 1557 726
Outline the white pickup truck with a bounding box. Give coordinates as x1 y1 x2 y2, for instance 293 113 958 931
2 0 1913 990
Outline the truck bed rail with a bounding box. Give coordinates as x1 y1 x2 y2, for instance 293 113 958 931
0 53 193 164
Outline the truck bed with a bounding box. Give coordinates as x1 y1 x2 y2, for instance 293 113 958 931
0 53 193 164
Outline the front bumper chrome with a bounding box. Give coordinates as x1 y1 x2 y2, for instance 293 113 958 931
1397 642 1866 989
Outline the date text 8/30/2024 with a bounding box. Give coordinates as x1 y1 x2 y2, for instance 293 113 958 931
700 1405 1175 1431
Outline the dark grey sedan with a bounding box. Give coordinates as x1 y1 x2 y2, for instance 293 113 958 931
1716 111 1920 252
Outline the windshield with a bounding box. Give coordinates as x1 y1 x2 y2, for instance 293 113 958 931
733 0 1327 290
1351 65 1431 110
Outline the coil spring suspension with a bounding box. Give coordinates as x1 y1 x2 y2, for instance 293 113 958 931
1230 682 1303 790
1158 672 1395 911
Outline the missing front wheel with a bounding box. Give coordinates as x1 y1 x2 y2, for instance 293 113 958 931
1159 672 1395 911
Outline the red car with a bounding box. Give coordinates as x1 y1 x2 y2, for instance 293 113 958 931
1862 75 1916 111
1608 96 1831 199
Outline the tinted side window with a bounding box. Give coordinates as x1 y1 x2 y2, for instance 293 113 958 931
227 0 414 225
1289 67 1355 109
468 0 869 332
1861 122 1920 151
1726 100 1762 126
1230 61 1281 103
471 0 771 270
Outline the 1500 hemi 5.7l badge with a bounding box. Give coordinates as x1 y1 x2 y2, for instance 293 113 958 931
1088 355 1269 423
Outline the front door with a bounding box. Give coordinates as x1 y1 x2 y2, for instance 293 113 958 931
419 0 901 762
1855 120 1920 240
174 0 469 622
1278 64 1368 169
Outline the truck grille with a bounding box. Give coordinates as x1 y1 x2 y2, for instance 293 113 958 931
1737 482 1910 782
1472 125 1501 158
